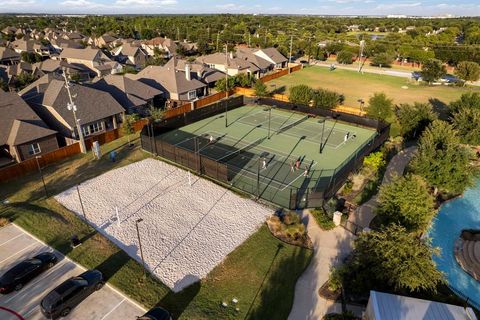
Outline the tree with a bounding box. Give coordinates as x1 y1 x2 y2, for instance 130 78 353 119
289 84 313 105
336 50 354 64
396 102 437 139
349 224 444 293
420 58 446 84
311 88 341 110
377 175 436 232
214 76 236 92
455 61 480 86
253 79 269 97
366 93 393 121
449 92 480 113
21 52 42 64
122 114 138 146
0 78 7 92
452 107 480 145
411 120 475 195
371 52 394 68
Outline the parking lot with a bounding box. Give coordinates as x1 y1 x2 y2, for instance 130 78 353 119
0 223 146 320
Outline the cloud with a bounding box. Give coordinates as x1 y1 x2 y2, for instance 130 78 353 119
60 0 106 7
114 0 177 5
215 3 245 10
375 2 422 9
3 0 36 6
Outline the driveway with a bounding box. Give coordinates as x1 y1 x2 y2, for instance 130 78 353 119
0 223 146 320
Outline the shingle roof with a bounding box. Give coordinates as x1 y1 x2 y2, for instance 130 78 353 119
0 47 20 61
33 59 81 73
90 74 162 109
0 90 54 146
59 47 105 62
7 119 57 146
6 62 33 77
256 47 288 64
236 48 272 70
196 52 260 72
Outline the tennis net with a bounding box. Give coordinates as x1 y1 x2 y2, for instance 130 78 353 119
216 137 266 163
276 115 309 134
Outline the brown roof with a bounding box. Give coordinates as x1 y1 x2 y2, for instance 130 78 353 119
0 47 20 61
90 74 162 109
196 52 260 72
236 48 272 70
59 47 107 62
0 90 55 146
256 47 288 64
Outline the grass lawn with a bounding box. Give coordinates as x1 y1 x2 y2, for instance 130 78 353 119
269 66 478 108
0 134 312 319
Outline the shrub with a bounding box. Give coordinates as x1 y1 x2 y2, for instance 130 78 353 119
289 84 313 105
253 79 269 97
311 208 335 230
283 211 301 225
363 152 386 175
312 89 342 110
336 50 354 64
328 266 346 292
0 217 9 228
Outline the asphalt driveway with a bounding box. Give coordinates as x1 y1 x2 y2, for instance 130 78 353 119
0 223 146 320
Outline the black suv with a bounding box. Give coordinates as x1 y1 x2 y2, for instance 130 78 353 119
0 252 58 294
138 307 172 320
40 269 104 319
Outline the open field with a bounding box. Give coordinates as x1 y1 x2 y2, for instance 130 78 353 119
0 134 312 319
269 66 479 107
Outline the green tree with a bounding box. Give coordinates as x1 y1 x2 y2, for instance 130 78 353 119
350 224 444 292
377 175 436 232
366 93 393 121
455 61 480 86
214 76 236 92
20 52 42 64
289 84 313 105
449 92 480 113
253 79 269 97
420 58 446 84
311 88 341 110
396 102 437 139
371 52 394 68
411 120 475 195
122 114 138 146
336 50 354 64
452 107 480 145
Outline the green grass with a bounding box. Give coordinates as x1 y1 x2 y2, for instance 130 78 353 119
0 133 312 319
270 66 479 109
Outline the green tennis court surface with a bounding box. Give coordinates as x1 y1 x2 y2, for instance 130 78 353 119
160 105 377 207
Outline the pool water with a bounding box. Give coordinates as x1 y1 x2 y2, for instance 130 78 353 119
429 180 480 309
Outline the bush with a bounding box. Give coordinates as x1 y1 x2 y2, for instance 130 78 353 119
363 151 386 175
311 208 335 230
253 79 269 97
289 84 313 105
328 266 346 292
336 50 354 64
0 217 9 228
312 89 342 110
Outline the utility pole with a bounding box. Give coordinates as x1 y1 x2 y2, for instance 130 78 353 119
358 40 365 72
177 27 180 41
216 32 220 52
135 218 147 279
307 34 313 65
35 156 48 198
288 35 293 73
224 43 229 128
62 68 86 153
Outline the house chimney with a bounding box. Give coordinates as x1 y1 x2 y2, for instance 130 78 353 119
185 63 191 81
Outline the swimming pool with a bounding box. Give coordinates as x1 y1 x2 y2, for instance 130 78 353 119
429 180 480 309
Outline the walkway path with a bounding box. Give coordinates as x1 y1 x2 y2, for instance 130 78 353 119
288 146 417 320
349 146 417 229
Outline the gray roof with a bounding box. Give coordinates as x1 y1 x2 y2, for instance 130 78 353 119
0 47 20 61
90 74 162 109
236 48 272 70
131 59 206 96
33 59 81 73
256 47 288 64
20 75 124 127
196 52 260 72
0 90 55 146
6 62 33 77
369 291 477 320
59 47 107 62
162 58 225 84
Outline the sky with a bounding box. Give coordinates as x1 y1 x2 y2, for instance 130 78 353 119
1 0 479 16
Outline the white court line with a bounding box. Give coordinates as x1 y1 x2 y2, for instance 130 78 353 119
100 298 126 320
0 233 24 247
23 305 38 318
0 242 36 264
281 161 318 191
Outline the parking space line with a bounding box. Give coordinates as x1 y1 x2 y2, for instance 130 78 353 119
23 305 38 318
100 298 125 320
0 243 36 264
0 233 24 247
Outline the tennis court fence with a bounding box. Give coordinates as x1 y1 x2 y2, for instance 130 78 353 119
141 96 390 209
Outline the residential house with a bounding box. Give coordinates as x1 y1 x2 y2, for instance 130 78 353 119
5 62 33 88
10 39 53 57
365 291 477 320
20 74 125 145
111 43 148 69
58 47 122 77
32 59 85 79
141 37 177 58
0 47 21 65
196 52 260 77
1 26 17 35
90 74 163 115
0 90 58 165
94 34 120 49
50 39 85 52
235 48 274 76
247 47 288 69
171 58 225 92
129 58 207 108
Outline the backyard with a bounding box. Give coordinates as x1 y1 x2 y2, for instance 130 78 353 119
269 66 478 108
0 135 312 319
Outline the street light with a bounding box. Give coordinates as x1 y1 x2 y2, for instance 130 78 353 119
135 218 147 279
357 99 365 114
35 156 48 198
264 106 272 139
318 119 326 154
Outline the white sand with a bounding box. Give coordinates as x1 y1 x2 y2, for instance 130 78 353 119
55 158 270 292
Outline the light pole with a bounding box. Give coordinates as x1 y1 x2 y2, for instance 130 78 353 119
76 185 87 221
319 119 326 153
62 68 87 153
224 43 229 128
264 106 272 139
35 156 48 198
135 218 146 279
357 99 365 115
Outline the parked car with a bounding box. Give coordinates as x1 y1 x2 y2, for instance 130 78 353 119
0 252 58 294
411 71 422 81
40 269 104 319
138 307 172 320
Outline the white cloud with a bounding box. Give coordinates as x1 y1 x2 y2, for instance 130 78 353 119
115 0 177 5
215 3 245 10
3 0 36 6
375 2 422 9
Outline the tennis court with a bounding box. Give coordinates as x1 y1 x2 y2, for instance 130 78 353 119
159 105 378 207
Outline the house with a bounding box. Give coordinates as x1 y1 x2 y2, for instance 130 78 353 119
0 47 21 65
50 39 85 52
10 39 53 57
58 47 121 77
196 52 260 77
5 62 33 87
111 43 148 69
235 48 274 76
32 59 86 79
0 90 58 164
129 57 207 108
248 47 288 69
171 58 225 92
365 291 477 320
20 74 125 145
94 34 120 49
141 37 177 58
90 74 163 115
